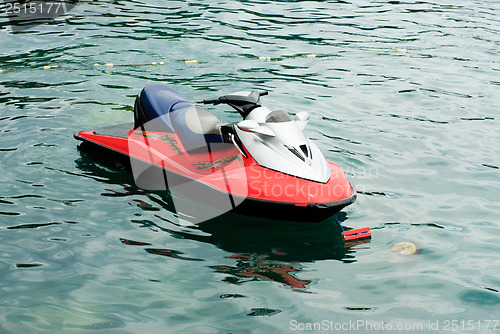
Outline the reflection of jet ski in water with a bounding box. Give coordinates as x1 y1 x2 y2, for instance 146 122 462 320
75 84 370 239
175 214 355 291
122 213 367 291
132 210 366 291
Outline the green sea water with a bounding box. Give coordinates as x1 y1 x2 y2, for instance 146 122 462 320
1 1 499 333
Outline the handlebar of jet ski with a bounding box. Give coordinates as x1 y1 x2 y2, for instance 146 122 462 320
200 91 268 105
201 98 221 105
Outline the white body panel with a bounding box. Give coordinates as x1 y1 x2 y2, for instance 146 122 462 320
235 107 331 183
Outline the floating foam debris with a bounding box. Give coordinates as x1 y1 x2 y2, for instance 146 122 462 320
391 241 417 255
93 61 165 68
2 53 341 75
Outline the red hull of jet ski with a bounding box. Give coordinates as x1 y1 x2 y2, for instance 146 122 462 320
75 125 356 221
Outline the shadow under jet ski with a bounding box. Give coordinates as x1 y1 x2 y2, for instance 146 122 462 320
197 213 348 262
147 211 370 291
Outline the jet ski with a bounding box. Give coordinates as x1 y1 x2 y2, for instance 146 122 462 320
75 84 360 225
